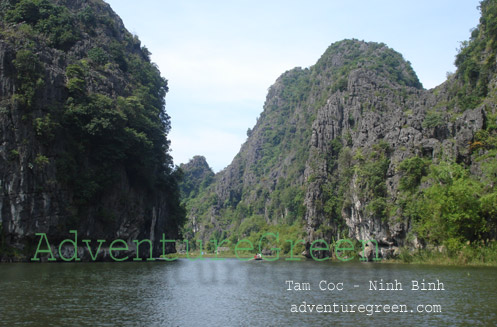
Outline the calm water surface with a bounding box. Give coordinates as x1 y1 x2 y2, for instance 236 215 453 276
1 259 496 326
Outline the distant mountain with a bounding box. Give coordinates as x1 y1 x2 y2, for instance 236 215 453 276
179 155 214 200
181 0 497 259
0 0 184 261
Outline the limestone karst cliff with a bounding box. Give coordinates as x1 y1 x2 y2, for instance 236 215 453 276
0 0 184 261
181 1 497 259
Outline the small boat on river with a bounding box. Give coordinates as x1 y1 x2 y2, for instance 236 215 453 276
252 253 263 261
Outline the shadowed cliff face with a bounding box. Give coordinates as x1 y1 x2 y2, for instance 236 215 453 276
182 5 497 259
0 0 184 261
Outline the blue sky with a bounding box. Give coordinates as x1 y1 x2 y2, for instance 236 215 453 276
105 0 481 172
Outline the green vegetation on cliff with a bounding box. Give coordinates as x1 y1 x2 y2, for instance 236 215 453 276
394 0 497 259
455 0 497 110
179 39 424 255
0 0 184 260
180 0 497 264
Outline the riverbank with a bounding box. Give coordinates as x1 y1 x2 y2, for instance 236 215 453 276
160 252 305 261
390 241 497 267
161 242 497 267
3 241 496 266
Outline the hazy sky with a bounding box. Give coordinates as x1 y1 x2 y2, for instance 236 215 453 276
105 0 481 172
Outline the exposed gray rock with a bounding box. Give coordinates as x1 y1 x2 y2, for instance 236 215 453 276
182 39 493 260
0 0 180 261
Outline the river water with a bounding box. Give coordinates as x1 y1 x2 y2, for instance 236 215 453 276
0 259 496 326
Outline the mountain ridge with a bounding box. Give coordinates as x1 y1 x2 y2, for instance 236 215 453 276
181 1 497 260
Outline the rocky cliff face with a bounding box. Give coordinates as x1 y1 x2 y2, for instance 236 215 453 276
182 1 497 258
0 0 183 261
303 58 487 258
